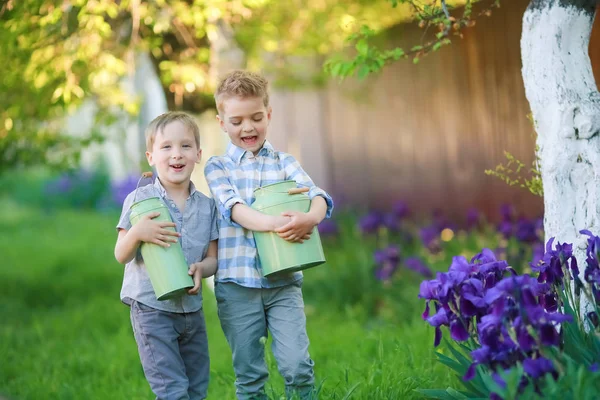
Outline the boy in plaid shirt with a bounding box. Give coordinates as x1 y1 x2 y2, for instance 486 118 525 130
205 70 333 399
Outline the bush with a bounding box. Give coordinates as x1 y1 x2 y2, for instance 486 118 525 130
417 232 600 399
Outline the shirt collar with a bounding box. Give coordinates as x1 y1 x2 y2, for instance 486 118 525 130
226 141 275 164
153 176 197 198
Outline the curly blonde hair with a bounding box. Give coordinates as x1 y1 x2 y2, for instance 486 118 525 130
214 70 269 115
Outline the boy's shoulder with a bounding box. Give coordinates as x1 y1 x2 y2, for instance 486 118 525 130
191 189 213 204
205 154 228 165
121 184 154 208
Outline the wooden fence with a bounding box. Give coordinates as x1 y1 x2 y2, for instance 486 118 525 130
263 0 600 221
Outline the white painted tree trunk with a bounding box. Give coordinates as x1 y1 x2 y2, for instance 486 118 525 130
521 0 600 315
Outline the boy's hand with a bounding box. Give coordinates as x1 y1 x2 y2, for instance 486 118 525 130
187 263 203 295
274 211 316 243
132 211 180 248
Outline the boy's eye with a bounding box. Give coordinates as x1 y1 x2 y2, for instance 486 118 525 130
231 121 241 126
183 144 192 148
253 118 263 122
162 145 171 149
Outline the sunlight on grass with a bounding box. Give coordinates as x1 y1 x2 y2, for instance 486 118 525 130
0 201 453 399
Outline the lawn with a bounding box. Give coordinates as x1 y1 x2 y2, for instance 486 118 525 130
0 199 454 400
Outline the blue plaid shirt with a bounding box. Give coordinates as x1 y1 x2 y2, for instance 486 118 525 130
204 141 333 288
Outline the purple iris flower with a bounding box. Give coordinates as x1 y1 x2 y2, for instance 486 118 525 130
111 174 140 206
466 208 482 230
532 237 576 287
450 319 470 341
420 225 440 253
392 200 410 219
500 204 515 221
516 324 536 351
581 229 600 263
523 357 555 379
404 257 433 278
531 243 545 267
359 212 382 235
515 218 538 243
45 175 74 195
373 246 400 281
498 221 513 239
580 230 600 288
382 213 400 232
318 219 339 236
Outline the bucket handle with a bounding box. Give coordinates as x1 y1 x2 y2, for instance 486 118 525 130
133 171 155 203
288 187 310 195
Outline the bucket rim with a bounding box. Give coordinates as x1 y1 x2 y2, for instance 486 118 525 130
262 259 326 276
252 197 310 212
131 196 162 207
253 180 297 193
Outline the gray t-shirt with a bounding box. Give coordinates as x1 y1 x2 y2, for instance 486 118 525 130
117 179 218 313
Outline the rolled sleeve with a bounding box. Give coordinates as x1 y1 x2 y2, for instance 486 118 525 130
116 192 135 231
308 187 334 219
204 157 246 225
280 153 334 219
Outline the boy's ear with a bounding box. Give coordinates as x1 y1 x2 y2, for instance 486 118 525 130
267 106 272 121
196 148 202 163
216 114 226 132
145 150 154 166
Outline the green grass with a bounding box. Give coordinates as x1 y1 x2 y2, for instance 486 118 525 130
0 199 454 399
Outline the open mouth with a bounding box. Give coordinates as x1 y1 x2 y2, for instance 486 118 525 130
241 136 258 146
170 164 185 172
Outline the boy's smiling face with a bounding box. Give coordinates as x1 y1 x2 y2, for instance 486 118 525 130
146 120 201 189
218 96 271 155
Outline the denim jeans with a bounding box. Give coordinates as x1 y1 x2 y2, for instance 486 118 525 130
130 301 210 400
215 282 315 400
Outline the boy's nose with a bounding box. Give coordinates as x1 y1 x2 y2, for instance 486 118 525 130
242 122 254 132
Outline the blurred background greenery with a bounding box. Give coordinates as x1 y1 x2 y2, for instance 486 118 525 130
0 1 549 399
0 167 543 399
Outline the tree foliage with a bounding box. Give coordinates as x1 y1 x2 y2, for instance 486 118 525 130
0 0 413 172
325 0 500 78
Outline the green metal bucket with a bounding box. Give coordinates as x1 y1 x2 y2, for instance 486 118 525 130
129 197 193 300
251 181 326 277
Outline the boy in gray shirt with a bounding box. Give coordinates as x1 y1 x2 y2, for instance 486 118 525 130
115 111 218 400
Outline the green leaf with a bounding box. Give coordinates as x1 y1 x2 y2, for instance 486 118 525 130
436 352 465 373
446 388 469 399
356 39 369 56
357 64 370 79
415 389 459 400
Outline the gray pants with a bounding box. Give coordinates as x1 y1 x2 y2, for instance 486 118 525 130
215 281 315 400
130 300 210 400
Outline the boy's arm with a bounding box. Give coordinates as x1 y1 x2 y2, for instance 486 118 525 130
204 158 289 232
187 239 218 295
114 211 180 264
275 196 327 242
231 203 291 232
189 240 218 278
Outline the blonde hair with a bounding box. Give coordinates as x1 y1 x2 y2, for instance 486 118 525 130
214 70 269 115
145 111 200 151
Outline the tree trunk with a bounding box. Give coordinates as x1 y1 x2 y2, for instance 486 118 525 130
521 0 600 312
